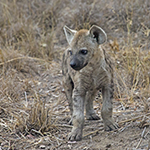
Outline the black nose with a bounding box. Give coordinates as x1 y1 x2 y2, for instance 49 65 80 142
70 61 76 69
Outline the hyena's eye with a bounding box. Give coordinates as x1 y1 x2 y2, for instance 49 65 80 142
80 49 88 55
68 50 72 55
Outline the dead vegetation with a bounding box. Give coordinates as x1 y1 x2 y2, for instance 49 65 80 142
0 0 150 149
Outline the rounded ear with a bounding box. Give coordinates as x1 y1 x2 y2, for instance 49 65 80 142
63 26 77 45
89 25 107 45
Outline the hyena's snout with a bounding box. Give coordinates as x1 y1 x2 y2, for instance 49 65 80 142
70 57 81 71
70 56 87 71
70 60 77 69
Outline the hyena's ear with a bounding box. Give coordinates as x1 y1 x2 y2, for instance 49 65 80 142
89 25 107 45
63 26 77 45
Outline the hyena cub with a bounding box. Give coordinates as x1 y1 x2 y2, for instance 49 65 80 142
62 25 118 141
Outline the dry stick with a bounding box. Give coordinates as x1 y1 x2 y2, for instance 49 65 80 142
24 91 28 108
119 124 131 132
31 137 44 145
56 124 72 128
31 129 44 137
118 113 150 125
136 138 143 149
144 131 149 139
83 127 104 138
54 134 61 146
136 127 147 149
0 56 50 66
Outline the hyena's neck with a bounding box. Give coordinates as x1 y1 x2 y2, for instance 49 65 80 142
90 46 105 67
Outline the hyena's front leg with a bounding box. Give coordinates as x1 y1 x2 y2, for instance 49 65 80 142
86 91 100 120
68 89 85 141
63 75 74 123
101 86 118 131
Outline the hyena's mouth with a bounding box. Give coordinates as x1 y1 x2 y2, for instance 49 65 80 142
70 62 88 71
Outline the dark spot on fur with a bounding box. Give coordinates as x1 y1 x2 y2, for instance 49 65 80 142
71 80 74 89
73 97 78 103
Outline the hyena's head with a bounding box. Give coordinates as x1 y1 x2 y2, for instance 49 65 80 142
63 25 107 71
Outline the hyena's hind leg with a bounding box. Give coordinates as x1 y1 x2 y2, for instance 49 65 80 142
85 90 100 120
63 75 74 124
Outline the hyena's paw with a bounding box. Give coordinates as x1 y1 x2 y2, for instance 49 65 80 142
68 128 82 141
86 113 100 120
103 118 119 131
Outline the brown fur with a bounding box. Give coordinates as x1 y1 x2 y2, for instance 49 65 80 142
62 25 118 141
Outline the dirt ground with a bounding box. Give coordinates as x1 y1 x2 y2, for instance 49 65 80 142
0 0 150 150
1 61 149 150
28 63 150 150
1 61 150 150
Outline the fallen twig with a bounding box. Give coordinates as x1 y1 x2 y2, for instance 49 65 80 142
83 127 104 138
56 124 72 128
118 113 150 125
136 127 147 149
0 56 51 66
31 129 44 136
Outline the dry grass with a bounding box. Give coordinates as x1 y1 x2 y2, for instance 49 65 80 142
0 0 149 149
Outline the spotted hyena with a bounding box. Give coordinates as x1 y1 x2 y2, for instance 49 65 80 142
62 25 118 141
